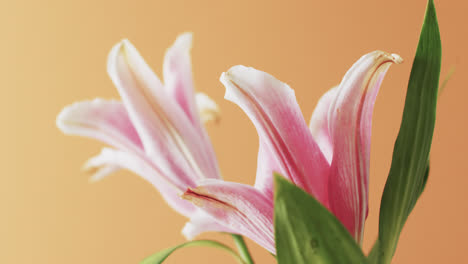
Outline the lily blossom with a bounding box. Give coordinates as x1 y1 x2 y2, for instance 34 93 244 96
57 33 229 234
183 51 402 253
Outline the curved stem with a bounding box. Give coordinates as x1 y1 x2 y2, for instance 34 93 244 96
140 239 246 264
231 234 255 264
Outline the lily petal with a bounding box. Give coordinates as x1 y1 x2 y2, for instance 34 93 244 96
163 33 197 123
254 142 282 199
163 34 221 181
58 36 224 242
56 93 218 154
181 210 235 240
328 51 402 242
309 86 339 164
87 164 120 182
107 39 220 187
220 66 329 204
57 98 143 153
182 179 275 253
85 148 196 217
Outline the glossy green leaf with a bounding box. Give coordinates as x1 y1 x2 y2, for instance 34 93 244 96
370 0 441 263
140 240 245 264
274 174 367 264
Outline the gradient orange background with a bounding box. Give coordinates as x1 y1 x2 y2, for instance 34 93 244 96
1 0 467 263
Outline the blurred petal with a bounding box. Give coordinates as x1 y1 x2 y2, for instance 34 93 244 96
328 51 402 242
163 33 197 123
309 86 339 164
56 98 142 153
107 40 220 186
182 210 234 240
196 92 220 124
163 34 221 180
85 148 196 217
182 179 275 253
220 66 329 204
58 35 224 241
87 164 120 182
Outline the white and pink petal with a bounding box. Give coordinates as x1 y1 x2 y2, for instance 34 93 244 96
220 66 330 205
163 33 198 124
327 51 402 242
107 40 220 187
84 148 196 217
182 179 275 253
56 98 143 153
181 210 235 240
309 86 339 164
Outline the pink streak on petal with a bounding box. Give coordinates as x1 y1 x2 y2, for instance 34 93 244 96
163 33 197 123
309 86 339 164
163 34 222 180
220 66 330 206
182 179 275 254
107 40 220 188
328 51 402 242
58 35 224 239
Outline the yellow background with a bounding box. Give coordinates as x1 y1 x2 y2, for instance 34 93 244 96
1 0 467 263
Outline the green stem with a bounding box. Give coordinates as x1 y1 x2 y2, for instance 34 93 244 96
231 234 254 264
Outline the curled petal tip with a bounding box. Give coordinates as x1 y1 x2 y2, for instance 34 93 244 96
56 102 79 132
220 65 250 83
373 50 403 64
327 49 402 241
227 65 255 79
220 72 231 100
391 53 403 64
219 71 231 85
56 107 70 132
56 98 118 133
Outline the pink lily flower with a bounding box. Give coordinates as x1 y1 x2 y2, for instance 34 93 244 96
57 33 231 235
182 51 402 253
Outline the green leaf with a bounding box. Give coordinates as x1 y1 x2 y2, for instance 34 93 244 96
140 240 245 264
274 174 367 264
368 164 429 263
371 0 441 263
